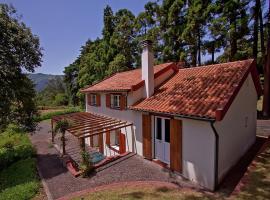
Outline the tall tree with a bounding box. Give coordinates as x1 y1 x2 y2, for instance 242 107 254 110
182 0 211 66
0 4 42 130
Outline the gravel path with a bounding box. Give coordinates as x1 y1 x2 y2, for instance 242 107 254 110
29 121 192 200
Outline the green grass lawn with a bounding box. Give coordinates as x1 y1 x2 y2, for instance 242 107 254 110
0 124 40 200
0 158 40 200
72 185 213 200
234 146 270 200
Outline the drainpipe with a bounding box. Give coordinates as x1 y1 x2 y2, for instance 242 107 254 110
210 121 219 190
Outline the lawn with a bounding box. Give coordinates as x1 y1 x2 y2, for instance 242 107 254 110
0 158 40 200
0 125 40 200
34 106 82 122
72 185 213 200
234 146 270 200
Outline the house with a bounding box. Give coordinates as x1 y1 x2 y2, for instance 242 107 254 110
80 40 262 191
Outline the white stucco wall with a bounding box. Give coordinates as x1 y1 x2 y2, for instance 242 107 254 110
180 118 216 190
215 74 257 182
86 92 143 156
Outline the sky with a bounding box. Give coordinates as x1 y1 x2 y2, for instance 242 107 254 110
1 0 150 75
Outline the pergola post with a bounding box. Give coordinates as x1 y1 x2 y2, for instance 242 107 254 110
62 131 66 155
79 137 85 152
51 119 54 143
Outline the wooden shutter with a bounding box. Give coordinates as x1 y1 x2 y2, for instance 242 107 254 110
106 131 110 145
87 94 91 105
96 94 101 106
119 132 126 154
142 114 152 159
106 94 111 108
120 95 126 110
170 119 182 173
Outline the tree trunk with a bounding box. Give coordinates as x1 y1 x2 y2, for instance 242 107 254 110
259 1 265 66
263 40 270 117
262 0 270 117
192 45 197 67
62 132 66 155
253 0 259 62
211 42 215 64
198 30 201 66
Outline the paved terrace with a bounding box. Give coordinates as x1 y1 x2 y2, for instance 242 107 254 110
29 120 270 199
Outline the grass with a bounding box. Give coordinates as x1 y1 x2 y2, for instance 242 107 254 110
72 185 213 200
0 124 40 200
0 158 40 200
34 106 82 122
234 146 270 200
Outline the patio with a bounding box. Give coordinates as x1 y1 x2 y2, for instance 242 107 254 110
51 112 133 173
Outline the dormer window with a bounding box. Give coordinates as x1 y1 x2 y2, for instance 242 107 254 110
111 94 120 109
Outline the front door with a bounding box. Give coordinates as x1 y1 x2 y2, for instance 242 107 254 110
155 117 170 164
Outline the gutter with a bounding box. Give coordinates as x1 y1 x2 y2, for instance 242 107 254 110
210 121 219 191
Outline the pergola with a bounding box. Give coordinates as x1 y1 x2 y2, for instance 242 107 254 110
51 112 133 155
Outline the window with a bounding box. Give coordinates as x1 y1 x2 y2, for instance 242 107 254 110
165 119 170 143
111 94 120 108
156 117 162 140
90 94 97 106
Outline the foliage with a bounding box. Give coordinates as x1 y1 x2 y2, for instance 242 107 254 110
36 76 68 106
0 4 42 131
54 93 69 106
0 124 36 170
64 1 267 106
80 151 94 177
34 107 81 122
0 158 39 200
53 119 72 135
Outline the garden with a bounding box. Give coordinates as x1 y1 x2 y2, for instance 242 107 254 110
0 124 40 200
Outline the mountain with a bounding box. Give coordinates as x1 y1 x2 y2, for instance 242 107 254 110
27 73 64 92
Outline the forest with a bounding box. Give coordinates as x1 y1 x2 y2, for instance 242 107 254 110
64 0 269 107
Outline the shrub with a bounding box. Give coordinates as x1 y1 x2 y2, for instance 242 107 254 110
80 151 94 177
54 93 69 106
0 125 35 170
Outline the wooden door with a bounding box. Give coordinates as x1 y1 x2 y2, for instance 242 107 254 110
142 114 152 159
170 119 182 173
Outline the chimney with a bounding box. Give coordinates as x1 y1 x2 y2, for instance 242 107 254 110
141 39 154 98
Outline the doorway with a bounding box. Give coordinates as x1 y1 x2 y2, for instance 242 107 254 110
154 117 170 164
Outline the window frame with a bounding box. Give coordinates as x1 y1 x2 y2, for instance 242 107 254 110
110 94 121 109
89 94 97 106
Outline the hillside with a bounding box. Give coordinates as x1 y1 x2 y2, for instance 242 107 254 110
27 73 64 92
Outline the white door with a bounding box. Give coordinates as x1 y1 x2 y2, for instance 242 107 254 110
155 117 170 164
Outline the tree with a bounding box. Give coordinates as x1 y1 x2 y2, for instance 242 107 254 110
106 54 128 75
182 0 211 66
0 4 42 130
53 119 72 155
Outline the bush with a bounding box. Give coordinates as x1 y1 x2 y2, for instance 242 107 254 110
0 125 35 170
54 93 69 106
0 158 39 200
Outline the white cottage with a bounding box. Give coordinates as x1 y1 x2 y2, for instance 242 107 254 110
80 40 262 190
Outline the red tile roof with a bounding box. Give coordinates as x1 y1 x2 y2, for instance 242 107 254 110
81 62 178 92
130 59 262 121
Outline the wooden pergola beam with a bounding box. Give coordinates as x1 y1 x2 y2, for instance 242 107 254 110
71 121 127 137
68 119 122 133
67 118 117 131
79 123 133 138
